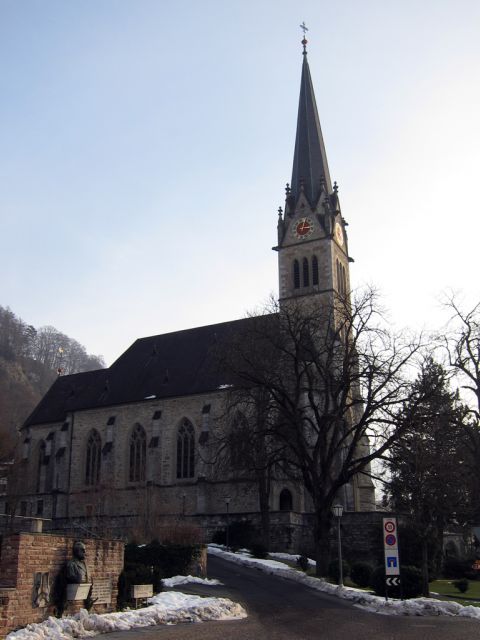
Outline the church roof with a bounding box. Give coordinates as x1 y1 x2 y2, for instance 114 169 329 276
24 315 276 427
290 50 332 206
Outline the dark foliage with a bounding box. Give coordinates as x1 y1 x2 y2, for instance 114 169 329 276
370 565 423 599
453 578 469 594
249 543 268 559
328 558 350 582
211 520 257 550
443 557 477 580
350 561 374 588
296 554 310 572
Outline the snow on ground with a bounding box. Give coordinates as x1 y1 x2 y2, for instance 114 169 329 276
163 575 223 587
269 551 316 567
208 545 480 621
6 591 246 640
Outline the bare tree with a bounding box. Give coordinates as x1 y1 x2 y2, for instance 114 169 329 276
442 297 480 418
217 289 424 575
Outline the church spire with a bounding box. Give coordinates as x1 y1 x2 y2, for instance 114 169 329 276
290 29 332 207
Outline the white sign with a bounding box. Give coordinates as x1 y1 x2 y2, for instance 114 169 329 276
131 584 153 599
383 517 400 577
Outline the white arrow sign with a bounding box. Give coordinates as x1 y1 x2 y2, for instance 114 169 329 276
386 577 401 586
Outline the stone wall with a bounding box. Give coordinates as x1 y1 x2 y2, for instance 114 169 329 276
0 532 124 638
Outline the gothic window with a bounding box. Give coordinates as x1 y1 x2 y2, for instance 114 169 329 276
36 440 46 492
279 488 293 511
336 259 347 297
303 257 309 287
230 412 249 470
85 430 101 486
176 419 195 479
312 255 319 286
293 260 300 289
129 424 146 483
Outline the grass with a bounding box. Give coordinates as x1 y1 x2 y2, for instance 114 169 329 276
430 579 480 607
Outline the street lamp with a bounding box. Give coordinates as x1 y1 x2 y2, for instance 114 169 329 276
224 497 231 550
182 492 186 517
332 504 344 587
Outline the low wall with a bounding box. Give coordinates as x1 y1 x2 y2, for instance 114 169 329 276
0 533 124 638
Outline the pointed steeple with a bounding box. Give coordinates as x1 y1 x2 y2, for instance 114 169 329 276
291 36 332 207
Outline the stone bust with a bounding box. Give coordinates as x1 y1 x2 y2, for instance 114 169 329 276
66 541 89 584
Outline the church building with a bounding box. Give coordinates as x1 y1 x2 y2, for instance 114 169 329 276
15 35 375 549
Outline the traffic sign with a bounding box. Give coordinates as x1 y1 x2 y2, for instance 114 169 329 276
386 577 401 587
383 517 400 577
384 521 396 534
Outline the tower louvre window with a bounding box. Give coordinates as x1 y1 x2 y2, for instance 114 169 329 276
312 255 319 285
303 257 309 287
293 260 300 289
85 430 101 486
336 259 347 297
177 419 195 479
129 424 146 483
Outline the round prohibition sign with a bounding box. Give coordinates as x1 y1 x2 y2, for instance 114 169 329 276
385 534 397 546
384 521 396 533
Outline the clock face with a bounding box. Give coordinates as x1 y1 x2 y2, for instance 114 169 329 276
334 222 344 246
294 217 314 239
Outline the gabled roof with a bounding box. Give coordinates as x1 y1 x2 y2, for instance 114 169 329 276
24 315 276 427
291 52 332 206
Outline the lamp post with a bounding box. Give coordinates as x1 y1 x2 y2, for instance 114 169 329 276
182 492 186 517
225 496 231 550
332 504 344 587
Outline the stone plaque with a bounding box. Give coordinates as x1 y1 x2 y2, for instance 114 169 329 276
131 584 153 599
91 579 112 605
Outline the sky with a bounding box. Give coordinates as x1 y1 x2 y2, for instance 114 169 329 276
1 0 479 365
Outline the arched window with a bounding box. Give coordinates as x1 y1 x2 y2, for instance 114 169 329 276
85 430 101 486
230 412 249 469
279 488 293 512
336 259 347 297
177 419 195 479
36 440 46 492
312 255 319 286
293 260 300 289
129 424 146 482
303 257 309 287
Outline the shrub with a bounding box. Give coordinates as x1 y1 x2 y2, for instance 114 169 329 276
453 578 469 594
370 565 422 599
350 561 374 588
296 555 310 572
211 529 226 546
211 520 257 550
250 543 268 559
328 558 350 582
443 557 475 579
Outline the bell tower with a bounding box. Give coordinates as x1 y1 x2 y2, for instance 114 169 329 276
274 32 351 308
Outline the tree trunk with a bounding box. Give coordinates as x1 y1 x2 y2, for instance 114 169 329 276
258 471 270 548
421 537 430 597
314 511 332 577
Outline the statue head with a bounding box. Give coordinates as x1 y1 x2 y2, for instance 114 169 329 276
72 541 86 561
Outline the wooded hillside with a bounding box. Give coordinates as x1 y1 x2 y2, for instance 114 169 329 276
0 306 105 456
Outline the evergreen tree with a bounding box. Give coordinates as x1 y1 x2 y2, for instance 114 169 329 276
385 358 469 595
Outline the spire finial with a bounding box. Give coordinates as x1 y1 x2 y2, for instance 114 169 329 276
300 21 308 55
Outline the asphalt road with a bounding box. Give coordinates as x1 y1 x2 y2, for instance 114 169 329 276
102 555 480 639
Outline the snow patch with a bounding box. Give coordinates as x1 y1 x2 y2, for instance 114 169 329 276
163 575 223 587
6 591 246 640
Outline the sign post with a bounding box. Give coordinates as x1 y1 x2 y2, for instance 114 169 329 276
383 517 401 601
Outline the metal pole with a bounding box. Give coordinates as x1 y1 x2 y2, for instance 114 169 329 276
226 501 230 551
337 516 343 587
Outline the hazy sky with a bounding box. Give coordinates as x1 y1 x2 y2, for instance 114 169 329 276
1 0 479 365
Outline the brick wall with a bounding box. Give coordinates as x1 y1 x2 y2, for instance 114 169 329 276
0 533 124 638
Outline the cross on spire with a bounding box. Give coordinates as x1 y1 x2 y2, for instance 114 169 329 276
300 21 308 54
